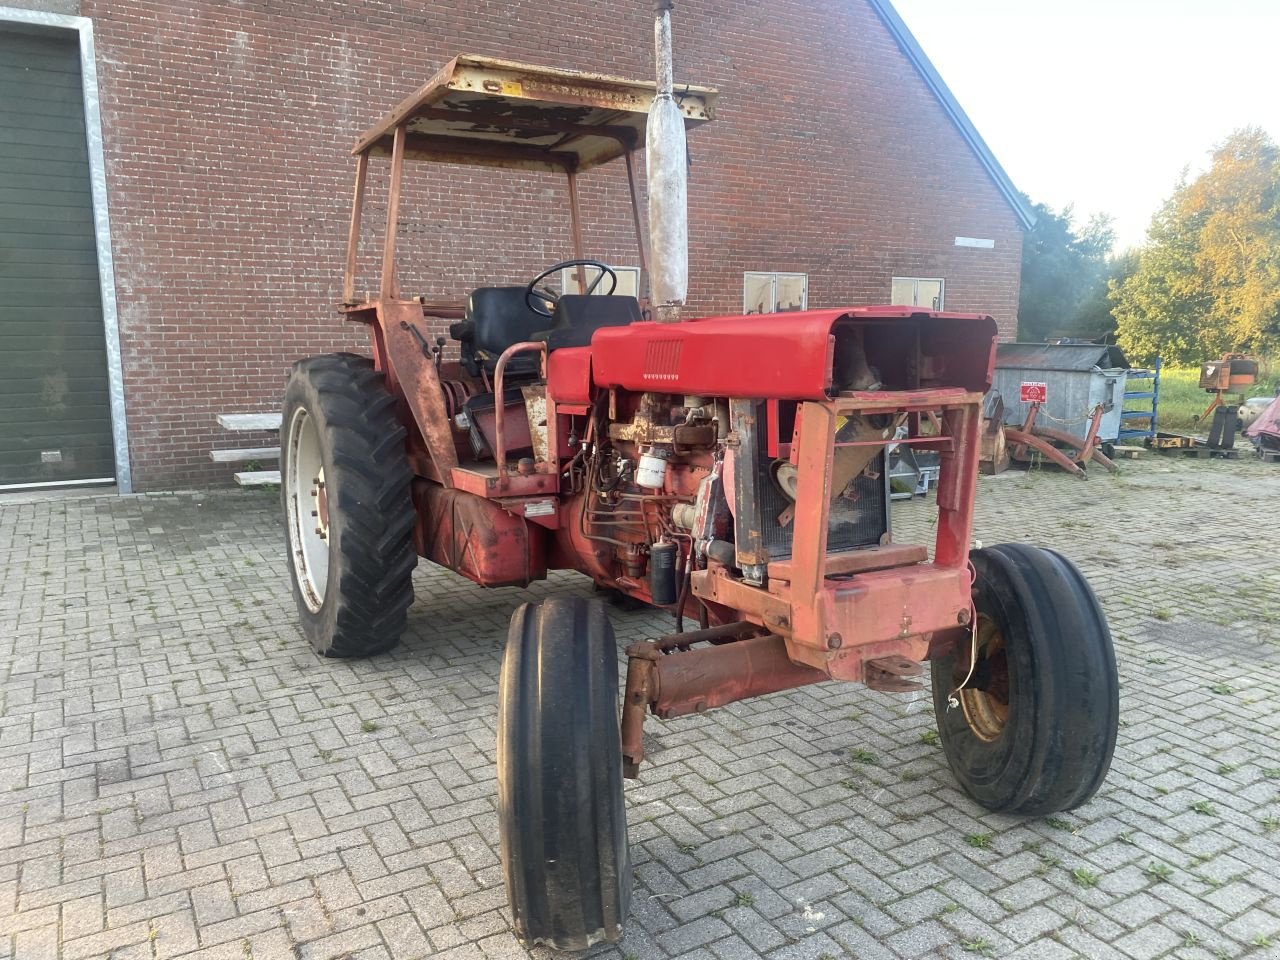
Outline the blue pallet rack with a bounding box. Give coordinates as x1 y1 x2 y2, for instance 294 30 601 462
1119 358 1161 443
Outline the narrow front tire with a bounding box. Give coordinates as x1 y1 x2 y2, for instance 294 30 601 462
497 597 630 950
930 543 1119 815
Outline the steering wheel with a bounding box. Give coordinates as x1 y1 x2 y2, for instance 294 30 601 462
524 259 618 318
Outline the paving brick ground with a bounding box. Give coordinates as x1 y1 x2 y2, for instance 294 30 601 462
1 454 1278 960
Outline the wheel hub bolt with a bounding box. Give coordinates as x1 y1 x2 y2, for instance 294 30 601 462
957 608 972 625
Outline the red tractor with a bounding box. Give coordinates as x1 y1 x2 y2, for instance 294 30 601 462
282 6 1118 950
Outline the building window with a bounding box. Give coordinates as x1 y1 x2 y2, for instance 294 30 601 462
562 264 641 298
891 277 945 310
744 272 808 314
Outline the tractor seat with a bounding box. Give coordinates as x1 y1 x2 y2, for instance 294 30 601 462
450 287 548 377
540 294 642 350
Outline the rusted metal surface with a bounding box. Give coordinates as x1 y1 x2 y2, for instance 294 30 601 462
1005 429 1085 478
370 132 579 174
651 633 827 718
620 652 654 777
521 385 550 463
728 399 767 581
565 172 587 290
492 342 548 476
412 480 546 587
449 465 558 499
342 153 368 305
376 300 459 483
649 620 767 651
1006 402 1117 477
621 629 825 777
352 54 717 173
864 655 924 693
934 404 980 569
380 124 406 301
766 543 927 582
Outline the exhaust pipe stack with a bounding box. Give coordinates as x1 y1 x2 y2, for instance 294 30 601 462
646 0 689 323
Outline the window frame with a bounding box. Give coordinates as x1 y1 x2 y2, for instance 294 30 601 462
561 264 641 298
742 271 809 314
890 276 946 310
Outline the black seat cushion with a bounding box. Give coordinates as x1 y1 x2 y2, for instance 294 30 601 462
544 295 642 351
456 286 549 376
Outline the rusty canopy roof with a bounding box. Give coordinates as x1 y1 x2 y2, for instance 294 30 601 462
352 55 717 174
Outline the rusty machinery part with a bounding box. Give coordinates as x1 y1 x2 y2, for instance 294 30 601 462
863 655 925 693
497 598 629 950
281 354 418 657
437 378 476 420
620 624 828 777
770 458 799 501
929 544 1118 815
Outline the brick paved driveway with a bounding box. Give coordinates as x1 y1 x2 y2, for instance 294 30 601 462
2 456 1278 960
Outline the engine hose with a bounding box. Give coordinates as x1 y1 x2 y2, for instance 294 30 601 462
673 540 694 633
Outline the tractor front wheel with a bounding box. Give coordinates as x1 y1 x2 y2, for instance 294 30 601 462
281 353 417 657
930 543 1119 815
497 597 630 950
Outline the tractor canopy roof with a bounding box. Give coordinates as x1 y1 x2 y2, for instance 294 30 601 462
352 55 718 174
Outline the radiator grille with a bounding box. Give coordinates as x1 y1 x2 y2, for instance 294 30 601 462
758 452 889 561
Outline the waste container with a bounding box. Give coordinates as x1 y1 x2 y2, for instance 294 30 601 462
990 343 1130 444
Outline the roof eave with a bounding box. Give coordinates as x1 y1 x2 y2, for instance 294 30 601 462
867 0 1037 231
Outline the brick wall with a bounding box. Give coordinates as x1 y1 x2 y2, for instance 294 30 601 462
82 0 1024 489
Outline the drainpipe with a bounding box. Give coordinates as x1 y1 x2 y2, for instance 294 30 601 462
646 0 688 323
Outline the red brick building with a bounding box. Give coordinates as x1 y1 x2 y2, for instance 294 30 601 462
0 0 1031 492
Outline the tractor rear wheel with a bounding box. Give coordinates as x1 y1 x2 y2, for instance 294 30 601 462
281 353 417 657
497 597 630 950
930 543 1118 815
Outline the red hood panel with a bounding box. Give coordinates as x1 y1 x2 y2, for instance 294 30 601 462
589 307 996 400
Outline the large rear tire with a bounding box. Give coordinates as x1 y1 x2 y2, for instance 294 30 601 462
930 543 1119 815
497 598 631 950
281 353 417 657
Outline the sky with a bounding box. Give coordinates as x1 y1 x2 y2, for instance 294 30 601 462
891 0 1280 252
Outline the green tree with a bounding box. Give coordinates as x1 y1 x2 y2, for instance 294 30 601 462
1075 249 1139 342
1017 201 1116 342
1113 128 1280 364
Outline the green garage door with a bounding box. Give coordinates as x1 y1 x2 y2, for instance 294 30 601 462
0 28 114 487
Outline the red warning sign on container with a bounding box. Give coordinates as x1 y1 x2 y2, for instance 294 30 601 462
1020 381 1047 403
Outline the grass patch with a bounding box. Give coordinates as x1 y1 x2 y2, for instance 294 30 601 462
1208 682 1233 695
1190 800 1218 816
849 749 879 765
920 729 940 746
959 937 995 956
1144 861 1174 881
965 833 994 850
1072 867 1100 888
359 720 379 733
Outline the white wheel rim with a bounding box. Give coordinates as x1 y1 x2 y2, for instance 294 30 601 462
285 406 329 612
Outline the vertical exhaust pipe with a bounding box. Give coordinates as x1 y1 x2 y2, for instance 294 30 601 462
646 0 688 323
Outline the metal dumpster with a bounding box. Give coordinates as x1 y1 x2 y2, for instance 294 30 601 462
990 343 1131 444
